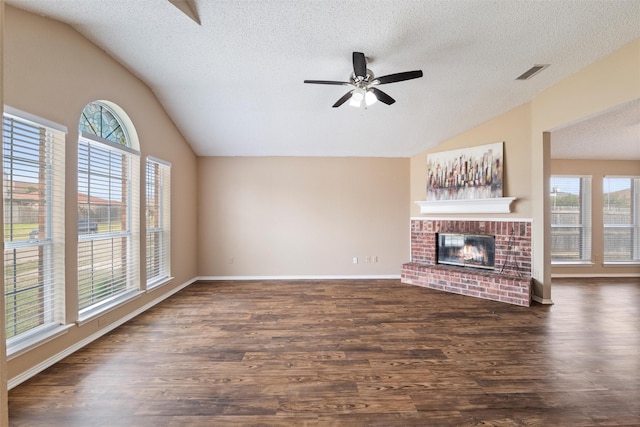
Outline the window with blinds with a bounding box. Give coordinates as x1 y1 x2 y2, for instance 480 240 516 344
3 108 66 344
77 102 140 320
146 157 171 287
550 176 592 263
603 176 640 263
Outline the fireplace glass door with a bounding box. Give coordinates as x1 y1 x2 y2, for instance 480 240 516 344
437 233 495 270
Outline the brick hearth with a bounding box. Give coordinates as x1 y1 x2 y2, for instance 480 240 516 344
401 218 532 306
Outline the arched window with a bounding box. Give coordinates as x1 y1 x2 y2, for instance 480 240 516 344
77 101 140 319
79 102 129 146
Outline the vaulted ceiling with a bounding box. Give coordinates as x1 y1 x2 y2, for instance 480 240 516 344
7 0 640 158
551 99 640 160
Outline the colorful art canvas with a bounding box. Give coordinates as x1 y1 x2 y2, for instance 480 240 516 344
427 142 503 201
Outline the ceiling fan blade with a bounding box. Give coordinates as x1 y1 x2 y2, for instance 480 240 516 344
373 70 423 85
332 90 355 108
369 87 395 105
352 52 367 79
304 80 351 86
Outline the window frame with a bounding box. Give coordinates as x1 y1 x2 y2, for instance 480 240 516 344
3 106 68 356
550 175 592 265
145 156 172 289
77 102 141 323
603 176 640 264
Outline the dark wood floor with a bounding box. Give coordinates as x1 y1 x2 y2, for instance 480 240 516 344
8 278 640 426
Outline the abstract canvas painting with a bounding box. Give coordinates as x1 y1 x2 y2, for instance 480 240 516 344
427 142 503 201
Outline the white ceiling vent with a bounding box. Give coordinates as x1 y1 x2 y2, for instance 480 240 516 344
516 64 550 80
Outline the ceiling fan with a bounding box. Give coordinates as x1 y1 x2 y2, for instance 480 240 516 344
304 52 423 108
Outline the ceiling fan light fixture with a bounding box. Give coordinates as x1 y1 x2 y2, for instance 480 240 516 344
304 52 423 108
365 89 378 106
349 87 365 107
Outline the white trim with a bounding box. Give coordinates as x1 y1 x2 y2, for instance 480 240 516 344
80 132 140 155
603 174 639 180
4 105 68 133
415 197 516 214
146 155 172 167
551 262 595 267
603 262 640 267
77 290 144 326
410 216 532 222
147 276 174 291
552 273 640 278
197 275 401 281
7 324 73 361
8 277 198 390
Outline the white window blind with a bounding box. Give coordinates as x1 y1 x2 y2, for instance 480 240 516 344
603 176 640 263
550 176 592 263
3 110 66 343
146 157 171 287
78 135 140 317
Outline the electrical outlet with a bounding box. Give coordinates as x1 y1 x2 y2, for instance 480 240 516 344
353 257 358 264
228 257 234 264
365 256 371 263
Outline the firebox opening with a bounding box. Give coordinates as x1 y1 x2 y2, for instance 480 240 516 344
437 233 496 270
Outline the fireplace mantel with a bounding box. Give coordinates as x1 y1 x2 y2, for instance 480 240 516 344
415 197 516 214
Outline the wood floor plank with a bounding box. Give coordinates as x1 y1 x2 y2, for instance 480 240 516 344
8 278 640 426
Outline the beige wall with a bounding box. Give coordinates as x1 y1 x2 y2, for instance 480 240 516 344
410 103 532 218
551 159 640 277
410 38 640 302
4 6 198 384
198 157 410 277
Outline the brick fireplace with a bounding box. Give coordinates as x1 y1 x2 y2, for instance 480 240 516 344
401 218 532 306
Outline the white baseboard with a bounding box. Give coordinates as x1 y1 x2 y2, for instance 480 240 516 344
8 277 198 390
552 273 640 278
197 275 401 281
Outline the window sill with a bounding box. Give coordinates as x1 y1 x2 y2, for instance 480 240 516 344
147 276 174 291
603 261 640 267
77 289 144 326
551 262 594 267
7 324 74 360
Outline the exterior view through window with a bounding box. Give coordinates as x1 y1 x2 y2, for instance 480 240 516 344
550 176 592 263
146 157 171 287
603 177 640 263
3 109 66 345
77 101 140 319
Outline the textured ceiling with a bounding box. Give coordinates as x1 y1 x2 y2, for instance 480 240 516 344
6 0 640 158
551 100 640 160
